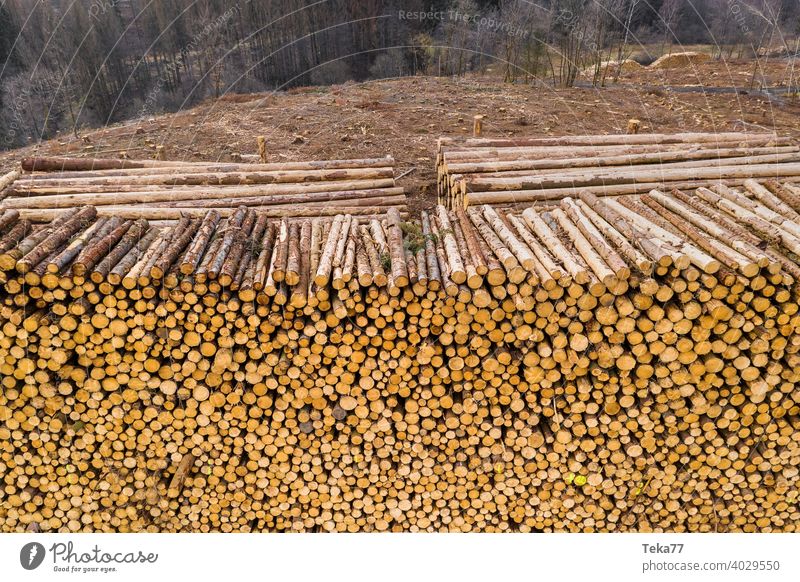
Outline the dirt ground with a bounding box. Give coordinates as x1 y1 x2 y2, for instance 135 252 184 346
3 61 800 214
611 56 800 89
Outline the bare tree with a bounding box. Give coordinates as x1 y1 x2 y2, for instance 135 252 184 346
658 0 685 56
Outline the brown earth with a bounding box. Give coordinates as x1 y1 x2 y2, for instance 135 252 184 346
618 56 800 89
3 67 800 215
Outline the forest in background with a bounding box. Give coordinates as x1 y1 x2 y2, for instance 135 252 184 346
1 0 798 150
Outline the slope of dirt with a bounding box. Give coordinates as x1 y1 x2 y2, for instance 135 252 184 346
3 72 800 214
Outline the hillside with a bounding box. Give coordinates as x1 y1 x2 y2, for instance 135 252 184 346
3 73 800 212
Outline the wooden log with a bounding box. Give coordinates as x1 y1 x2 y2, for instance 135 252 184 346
551 207 616 288
145 192 406 210
435 206 466 284
218 212 254 288
91 219 150 282
16 206 97 273
561 197 630 280
13 205 405 222
4 178 397 203
742 179 800 224
0 209 20 233
521 207 589 284
445 146 799 175
285 221 301 286
421 211 441 290
315 215 343 287
0 207 82 269
0 219 32 255
646 190 770 270
290 221 312 307
386 208 409 288
482 205 538 275
458 131 781 148
577 190 673 267
208 208 248 280
465 162 800 193
180 211 221 274
574 198 652 274
253 223 276 291
441 140 792 163
468 208 523 282
45 217 111 275
107 228 159 285
764 179 800 211
641 193 759 277
17 167 395 190
608 198 719 272
21 155 395 173
0 170 20 200
460 180 757 206
67 219 132 276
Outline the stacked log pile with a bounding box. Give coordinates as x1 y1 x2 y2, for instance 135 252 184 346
1 179 799 533
1 156 405 221
436 132 800 208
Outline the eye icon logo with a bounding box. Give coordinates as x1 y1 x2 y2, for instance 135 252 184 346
20 542 46 570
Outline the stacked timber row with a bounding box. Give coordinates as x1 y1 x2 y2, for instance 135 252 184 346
436 132 800 208
0 156 405 221
1 179 800 533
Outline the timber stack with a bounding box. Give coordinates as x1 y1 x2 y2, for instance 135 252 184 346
436 132 800 208
0 156 405 221
1 179 800 533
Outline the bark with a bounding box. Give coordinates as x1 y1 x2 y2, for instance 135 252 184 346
360 224 387 286
180 211 221 274
208 207 248 279
272 219 290 284
0 209 20 233
92 219 150 281
285 221 301 286
421 211 441 289
291 221 312 307
0 219 32 255
434 205 465 284
455 208 487 275
8 178 396 201
219 211 256 286
386 208 409 288
21 155 395 173
765 180 800 211
108 228 159 285
16 206 97 273
315 215 343 286
551 208 615 286
577 190 671 267
561 198 630 279
47 217 110 274
253 223 276 291
521 207 588 284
